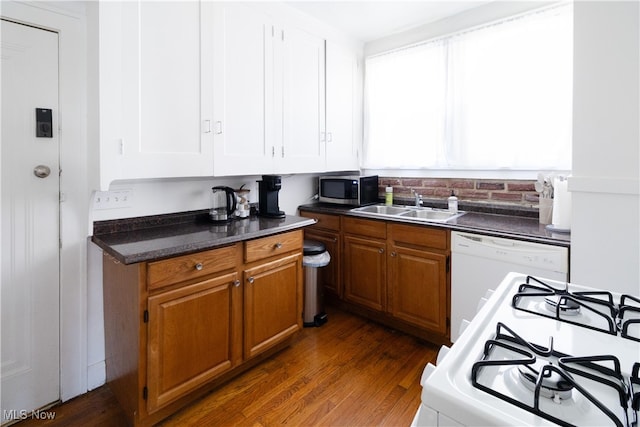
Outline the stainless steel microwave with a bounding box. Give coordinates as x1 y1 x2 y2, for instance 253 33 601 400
318 175 378 206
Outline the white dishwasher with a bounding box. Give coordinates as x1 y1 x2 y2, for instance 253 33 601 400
450 231 568 342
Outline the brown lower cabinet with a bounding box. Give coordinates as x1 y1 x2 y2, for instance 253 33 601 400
102 230 303 426
300 209 451 345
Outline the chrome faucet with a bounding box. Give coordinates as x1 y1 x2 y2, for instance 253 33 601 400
413 189 423 207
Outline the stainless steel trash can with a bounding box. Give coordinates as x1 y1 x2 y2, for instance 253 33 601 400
302 240 330 327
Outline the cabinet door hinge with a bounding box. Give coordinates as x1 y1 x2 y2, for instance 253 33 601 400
446 255 450 273
143 310 149 323
143 386 148 400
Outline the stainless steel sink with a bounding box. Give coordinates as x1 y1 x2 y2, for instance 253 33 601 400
350 204 465 223
352 205 411 215
398 209 463 221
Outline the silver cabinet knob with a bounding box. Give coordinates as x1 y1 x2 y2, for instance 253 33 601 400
391 252 397 257
274 242 282 249
378 248 384 254
195 263 203 271
233 280 241 287
33 165 51 178
247 277 255 284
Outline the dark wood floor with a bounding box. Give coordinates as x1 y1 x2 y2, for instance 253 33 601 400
17 307 438 427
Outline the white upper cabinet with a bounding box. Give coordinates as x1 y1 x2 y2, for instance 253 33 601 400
278 25 326 174
212 3 325 176
325 41 360 171
212 3 272 176
99 1 214 188
99 2 361 186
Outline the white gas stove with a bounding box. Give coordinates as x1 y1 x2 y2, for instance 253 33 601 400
414 272 640 427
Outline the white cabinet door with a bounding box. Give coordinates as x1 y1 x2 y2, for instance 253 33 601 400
212 4 326 176
100 1 213 187
278 25 325 174
212 3 273 176
326 41 359 171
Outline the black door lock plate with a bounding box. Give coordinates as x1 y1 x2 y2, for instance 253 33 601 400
36 108 53 138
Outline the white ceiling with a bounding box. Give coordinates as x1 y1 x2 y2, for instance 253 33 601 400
286 1 491 42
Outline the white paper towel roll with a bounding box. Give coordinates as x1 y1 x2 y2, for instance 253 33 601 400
552 177 571 230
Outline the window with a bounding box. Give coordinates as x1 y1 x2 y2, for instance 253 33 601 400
364 4 573 173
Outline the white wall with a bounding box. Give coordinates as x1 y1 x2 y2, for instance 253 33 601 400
569 1 640 295
0 1 90 401
90 175 317 223
364 1 552 56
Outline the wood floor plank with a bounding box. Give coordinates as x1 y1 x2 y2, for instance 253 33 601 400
16 307 438 427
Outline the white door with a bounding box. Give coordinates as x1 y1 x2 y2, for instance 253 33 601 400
1 20 60 421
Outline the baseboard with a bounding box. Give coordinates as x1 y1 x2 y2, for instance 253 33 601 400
87 360 106 391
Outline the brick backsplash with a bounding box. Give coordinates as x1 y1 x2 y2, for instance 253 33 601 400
379 177 539 206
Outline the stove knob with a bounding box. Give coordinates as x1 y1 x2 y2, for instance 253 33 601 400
436 345 450 365
458 319 471 337
420 363 437 384
476 297 488 313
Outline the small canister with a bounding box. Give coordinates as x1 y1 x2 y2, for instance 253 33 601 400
235 188 251 218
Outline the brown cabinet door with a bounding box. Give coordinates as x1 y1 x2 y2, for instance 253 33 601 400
388 245 448 335
343 234 386 311
146 272 240 413
304 229 341 298
244 253 302 359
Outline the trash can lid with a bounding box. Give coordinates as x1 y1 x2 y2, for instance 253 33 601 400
303 239 326 255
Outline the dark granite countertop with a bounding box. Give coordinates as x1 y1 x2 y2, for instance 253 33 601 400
298 203 570 247
92 211 316 264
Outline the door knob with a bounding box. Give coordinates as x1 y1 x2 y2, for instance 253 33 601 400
33 165 51 178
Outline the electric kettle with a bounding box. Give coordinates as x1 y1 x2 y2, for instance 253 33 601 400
210 186 237 223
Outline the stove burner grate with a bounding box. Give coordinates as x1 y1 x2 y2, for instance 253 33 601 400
512 276 618 336
471 322 634 427
619 295 640 342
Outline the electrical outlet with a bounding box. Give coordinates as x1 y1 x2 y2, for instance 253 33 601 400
93 190 133 210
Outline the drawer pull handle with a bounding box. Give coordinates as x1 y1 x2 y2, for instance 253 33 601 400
379 248 384 254
247 277 255 284
195 263 203 271
233 280 241 287
274 243 282 249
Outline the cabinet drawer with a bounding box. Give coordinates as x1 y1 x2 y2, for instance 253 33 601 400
147 244 239 290
244 230 303 263
389 223 449 251
299 211 340 232
343 216 386 239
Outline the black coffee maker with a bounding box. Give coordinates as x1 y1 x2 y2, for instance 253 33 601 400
258 175 285 218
